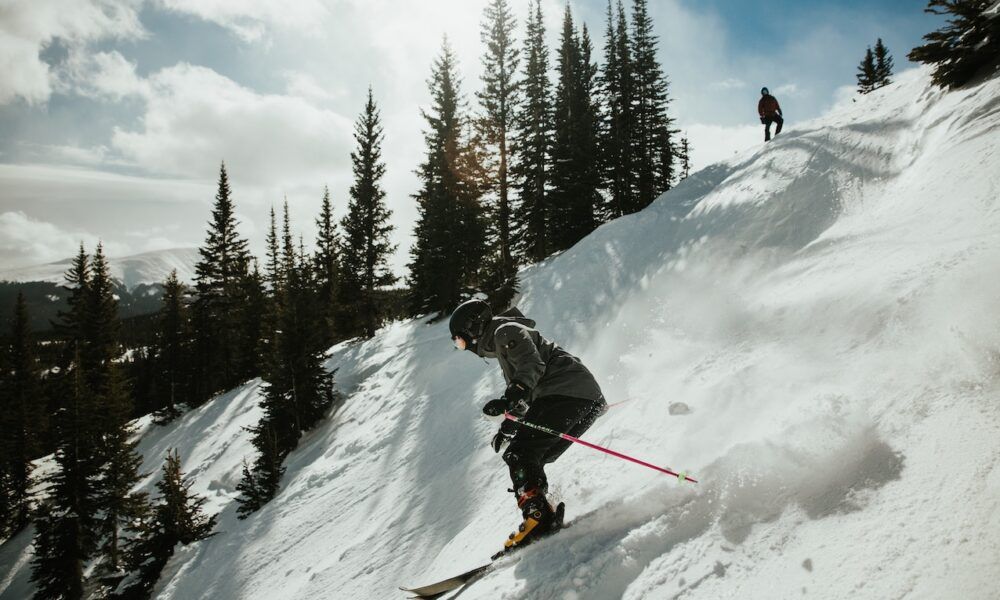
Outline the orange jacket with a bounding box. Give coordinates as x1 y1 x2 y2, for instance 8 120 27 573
758 95 781 118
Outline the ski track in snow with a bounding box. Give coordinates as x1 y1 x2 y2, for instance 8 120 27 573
3 67 1000 600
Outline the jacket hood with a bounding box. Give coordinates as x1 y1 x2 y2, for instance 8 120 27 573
475 314 536 358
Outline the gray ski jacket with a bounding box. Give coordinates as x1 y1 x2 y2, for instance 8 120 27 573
475 314 604 405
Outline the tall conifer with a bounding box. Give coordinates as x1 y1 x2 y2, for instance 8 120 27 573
0 293 43 536
340 88 396 337
314 187 341 348
630 0 675 208
599 0 635 219
191 163 252 401
549 7 601 251
478 0 521 307
408 39 488 315
511 0 553 263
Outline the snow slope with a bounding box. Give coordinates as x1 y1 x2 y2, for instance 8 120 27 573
0 248 199 290
3 67 1000 600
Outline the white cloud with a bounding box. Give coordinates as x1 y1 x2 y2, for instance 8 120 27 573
156 0 329 42
284 72 346 104
0 0 145 105
710 78 746 90
111 63 354 186
774 83 803 97
60 50 148 100
0 210 129 268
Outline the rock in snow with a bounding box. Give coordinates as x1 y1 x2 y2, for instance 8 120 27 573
3 67 1000 600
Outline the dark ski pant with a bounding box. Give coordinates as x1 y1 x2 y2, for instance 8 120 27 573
763 114 783 141
501 395 607 502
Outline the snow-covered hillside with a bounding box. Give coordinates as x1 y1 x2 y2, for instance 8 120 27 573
4 67 1000 599
0 248 199 290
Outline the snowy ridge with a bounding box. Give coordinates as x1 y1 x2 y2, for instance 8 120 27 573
0 247 199 290
3 67 1000 599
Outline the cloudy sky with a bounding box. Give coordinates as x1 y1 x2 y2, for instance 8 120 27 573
0 0 939 274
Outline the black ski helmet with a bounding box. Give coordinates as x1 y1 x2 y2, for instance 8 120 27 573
761 87 769 96
449 299 492 351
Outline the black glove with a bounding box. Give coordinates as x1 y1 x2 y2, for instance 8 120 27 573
491 419 518 453
482 399 506 417
760 116 767 124
503 381 530 416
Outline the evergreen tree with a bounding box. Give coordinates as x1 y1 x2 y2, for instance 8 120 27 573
874 38 894 87
31 347 96 600
152 271 189 423
549 7 601 251
237 220 334 517
511 0 553 264
87 245 149 587
857 46 877 93
314 186 341 348
679 135 691 180
113 450 216 600
0 293 43 537
340 87 397 338
31 250 98 600
477 0 521 308
408 39 488 315
908 0 1000 89
599 0 635 219
191 162 252 402
265 206 282 293
234 256 267 379
630 0 675 209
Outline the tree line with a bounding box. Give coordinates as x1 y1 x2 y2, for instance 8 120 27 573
408 0 692 316
0 84 396 599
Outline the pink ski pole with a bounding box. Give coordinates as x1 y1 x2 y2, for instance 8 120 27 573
504 412 698 484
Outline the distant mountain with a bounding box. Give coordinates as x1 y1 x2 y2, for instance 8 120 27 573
0 247 199 290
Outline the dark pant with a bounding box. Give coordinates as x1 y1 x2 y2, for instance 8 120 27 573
764 114 783 141
501 395 606 498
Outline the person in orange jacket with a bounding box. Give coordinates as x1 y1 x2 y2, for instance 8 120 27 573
758 87 783 141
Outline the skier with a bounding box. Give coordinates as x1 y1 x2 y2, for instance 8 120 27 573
449 299 607 554
758 87 783 141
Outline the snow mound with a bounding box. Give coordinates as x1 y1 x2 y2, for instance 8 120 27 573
0 247 199 290
4 67 1000 600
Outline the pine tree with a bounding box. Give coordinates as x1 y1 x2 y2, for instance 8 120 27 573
477 0 521 308
630 0 675 209
87 245 149 587
233 255 270 383
873 38 894 88
31 250 99 600
191 162 253 401
152 271 189 422
408 39 488 315
114 449 216 599
679 135 691 180
857 46 877 93
314 186 341 348
511 0 553 264
31 347 96 600
599 0 635 219
909 0 1000 89
549 7 601 251
237 218 334 517
265 206 282 293
340 87 396 338
0 293 43 537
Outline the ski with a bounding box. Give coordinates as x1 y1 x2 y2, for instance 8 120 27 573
399 503 566 598
399 563 494 599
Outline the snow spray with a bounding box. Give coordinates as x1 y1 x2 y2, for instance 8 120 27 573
503 413 698 483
